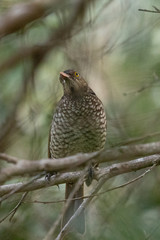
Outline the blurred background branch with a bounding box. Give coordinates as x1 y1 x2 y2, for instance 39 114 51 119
139 6 160 13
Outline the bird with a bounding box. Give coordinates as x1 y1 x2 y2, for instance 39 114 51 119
48 69 107 234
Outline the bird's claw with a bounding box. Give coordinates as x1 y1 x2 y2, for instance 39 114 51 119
45 172 60 189
45 171 57 182
85 166 94 186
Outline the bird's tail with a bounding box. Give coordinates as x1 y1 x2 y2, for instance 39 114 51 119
62 183 85 234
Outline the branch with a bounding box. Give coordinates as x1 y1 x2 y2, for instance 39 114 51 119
0 63 38 145
0 154 160 198
55 156 158 239
0 0 91 74
0 170 84 198
23 166 155 205
1 141 160 184
0 0 61 39
100 141 160 162
0 153 18 164
0 174 43 202
139 6 160 13
0 152 98 184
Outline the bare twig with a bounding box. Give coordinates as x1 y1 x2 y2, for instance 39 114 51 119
24 199 66 204
101 164 156 193
9 192 28 222
139 6 160 13
0 192 28 223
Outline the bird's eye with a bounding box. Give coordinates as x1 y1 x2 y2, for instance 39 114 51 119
74 72 79 77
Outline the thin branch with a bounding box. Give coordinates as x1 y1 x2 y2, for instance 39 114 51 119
101 164 156 193
24 199 65 204
9 192 28 222
139 6 160 13
0 192 28 224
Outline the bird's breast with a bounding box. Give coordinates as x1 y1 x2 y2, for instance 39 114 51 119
49 94 106 159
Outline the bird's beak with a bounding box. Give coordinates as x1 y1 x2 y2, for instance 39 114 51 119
60 72 69 78
59 72 70 84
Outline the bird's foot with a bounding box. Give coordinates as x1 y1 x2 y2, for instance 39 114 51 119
45 171 60 189
85 166 94 186
45 171 57 182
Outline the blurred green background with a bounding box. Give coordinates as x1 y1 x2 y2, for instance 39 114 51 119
1 0 160 239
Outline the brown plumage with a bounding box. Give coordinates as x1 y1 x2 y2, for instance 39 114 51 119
48 69 106 234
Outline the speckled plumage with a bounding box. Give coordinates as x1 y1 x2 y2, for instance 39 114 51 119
50 90 106 158
48 69 107 234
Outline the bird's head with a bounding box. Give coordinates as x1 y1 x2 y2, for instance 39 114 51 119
59 69 88 96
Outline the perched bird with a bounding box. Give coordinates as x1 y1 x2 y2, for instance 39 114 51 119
48 69 106 234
